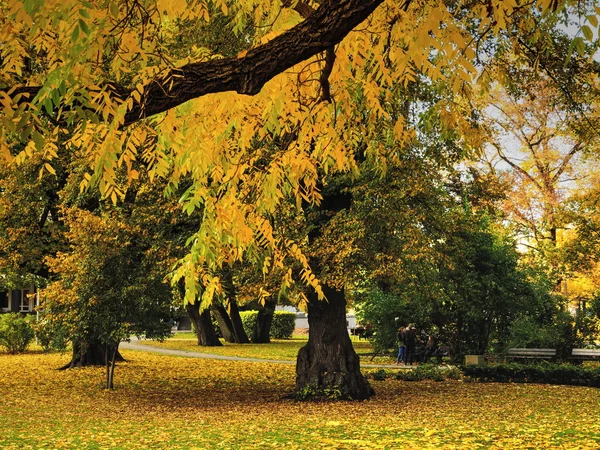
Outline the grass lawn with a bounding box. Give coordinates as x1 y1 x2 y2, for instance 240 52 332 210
1 350 600 449
137 333 388 362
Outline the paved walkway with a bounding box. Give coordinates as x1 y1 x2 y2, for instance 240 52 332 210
120 340 412 369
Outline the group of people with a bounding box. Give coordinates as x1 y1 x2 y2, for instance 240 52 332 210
395 324 439 365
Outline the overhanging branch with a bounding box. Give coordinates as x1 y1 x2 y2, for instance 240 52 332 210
5 0 390 127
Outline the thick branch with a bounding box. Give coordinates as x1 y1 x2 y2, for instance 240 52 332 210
7 0 389 127
320 47 336 102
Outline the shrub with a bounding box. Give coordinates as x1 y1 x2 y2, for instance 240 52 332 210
294 384 344 401
367 365 461 382
461 362 600 387
368 369 388 381
31 318 69 352
239 310 258 338
395 364 448 382
271 311 296 339
239 310 296 339
0 313 35 354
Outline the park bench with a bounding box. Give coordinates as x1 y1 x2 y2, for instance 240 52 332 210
570 348 600 361
507 348 556 361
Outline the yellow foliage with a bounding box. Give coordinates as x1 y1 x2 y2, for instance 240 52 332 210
1 0 591 300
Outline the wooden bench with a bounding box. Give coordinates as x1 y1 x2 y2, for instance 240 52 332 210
570 348 600 361
507 348 556 360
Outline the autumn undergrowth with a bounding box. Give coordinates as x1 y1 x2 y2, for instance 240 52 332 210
1 351 600 449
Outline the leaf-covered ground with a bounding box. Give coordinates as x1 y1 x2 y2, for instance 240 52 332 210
138 334 378 361
1 351 599 449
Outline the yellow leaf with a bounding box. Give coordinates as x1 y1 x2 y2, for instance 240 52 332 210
44 163 56 175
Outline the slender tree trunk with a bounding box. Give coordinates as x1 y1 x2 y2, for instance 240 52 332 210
105 345 110 388
107 343 118 389
59 340 124 370
186 302 222 346
295 285 374 400
252 297 277 343
212 302 237 343
221 267 250 343
227 298 250 343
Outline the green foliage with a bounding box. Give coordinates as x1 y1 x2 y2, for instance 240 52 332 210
294 384 343 401
239 310 258 338
507 316 562 349
507 308 580 357
271 311 295 339
462 362 600 387
239 310 295 339
356 289 413 353
395 364 453 382
42 209 174 354
371 368 387 381
0 313 35 354
365 365 462 382
32 316 69 352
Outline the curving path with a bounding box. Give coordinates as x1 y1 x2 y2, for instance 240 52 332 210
120 340 411 369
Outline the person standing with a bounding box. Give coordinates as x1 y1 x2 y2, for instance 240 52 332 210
395 326 406 365
403 324 417 365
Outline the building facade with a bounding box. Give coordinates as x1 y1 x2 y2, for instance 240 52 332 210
0 287 37 314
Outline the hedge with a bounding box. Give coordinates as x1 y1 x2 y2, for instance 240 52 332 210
239 310 296 339
461 362 600 388
271 311 296 339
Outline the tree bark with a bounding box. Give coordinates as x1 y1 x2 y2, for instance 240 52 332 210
227 298 250 344
295 285 374 400
105 342 119 389
251 297 277 343
59 340 124 370
186 302 222 346
212 302 237 343
221 267 250 344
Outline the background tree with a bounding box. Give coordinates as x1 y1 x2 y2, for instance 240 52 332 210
43 206 173 387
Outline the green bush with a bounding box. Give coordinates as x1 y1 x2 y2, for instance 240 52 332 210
239 310 258 338
271 311 296 339
31 318 69 352
239 310 296 339
369 369 388 381
461 362 600 387
0 313 35 354
395 364 447 382
366 364 461 382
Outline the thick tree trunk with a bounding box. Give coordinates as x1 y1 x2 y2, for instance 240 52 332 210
295 286 374 400
212 302 237 343
186 302 222 346
252 297 277 343
59 340 124 370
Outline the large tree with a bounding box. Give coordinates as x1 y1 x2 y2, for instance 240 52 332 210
2 0 597 398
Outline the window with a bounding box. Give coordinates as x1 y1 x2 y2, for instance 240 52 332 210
19 291 33 312
0 291 8 311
